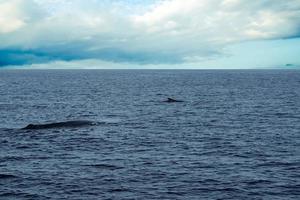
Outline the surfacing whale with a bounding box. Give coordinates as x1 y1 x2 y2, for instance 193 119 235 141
164 98 184 103
22 120 96 130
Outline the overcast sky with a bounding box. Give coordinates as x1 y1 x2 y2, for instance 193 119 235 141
0 0 300 69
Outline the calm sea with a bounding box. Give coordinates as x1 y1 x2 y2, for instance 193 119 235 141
0 70 299 199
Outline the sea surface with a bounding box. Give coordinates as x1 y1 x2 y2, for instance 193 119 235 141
0 70 299 200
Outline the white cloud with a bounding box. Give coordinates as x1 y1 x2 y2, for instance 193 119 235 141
134 0 300 41
0 0 26 33
0 0 299 66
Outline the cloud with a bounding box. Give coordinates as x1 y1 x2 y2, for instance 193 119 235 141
0 0 26 33
0 0 300 67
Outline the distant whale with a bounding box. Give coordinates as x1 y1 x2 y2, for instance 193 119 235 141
164 98 184 103
22 120 96 130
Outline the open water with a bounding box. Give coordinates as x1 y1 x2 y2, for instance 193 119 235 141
0 70 299 199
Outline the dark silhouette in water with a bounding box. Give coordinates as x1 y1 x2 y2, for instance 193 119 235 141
22 120 96 130
164 98 184 103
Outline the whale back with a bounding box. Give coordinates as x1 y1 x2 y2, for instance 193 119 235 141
165 98 184 103
22 120 95 130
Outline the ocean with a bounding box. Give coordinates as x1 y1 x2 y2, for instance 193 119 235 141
0 70 299 199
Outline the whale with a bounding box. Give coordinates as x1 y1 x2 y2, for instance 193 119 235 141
164 98 184 103
22 120 96 130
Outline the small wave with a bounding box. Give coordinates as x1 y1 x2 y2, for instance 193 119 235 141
0 174 18 179
245 179 273 185
15 145 31 149
0 128 13 132
257 161 298 168
108 188 130 193
274 112 300 119
0 192 46 199
0 156 26 162
84 164 123 170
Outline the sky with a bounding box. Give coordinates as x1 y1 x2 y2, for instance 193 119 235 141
0 0 300 69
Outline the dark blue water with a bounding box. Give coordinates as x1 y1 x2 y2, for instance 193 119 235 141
0 70 299 199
